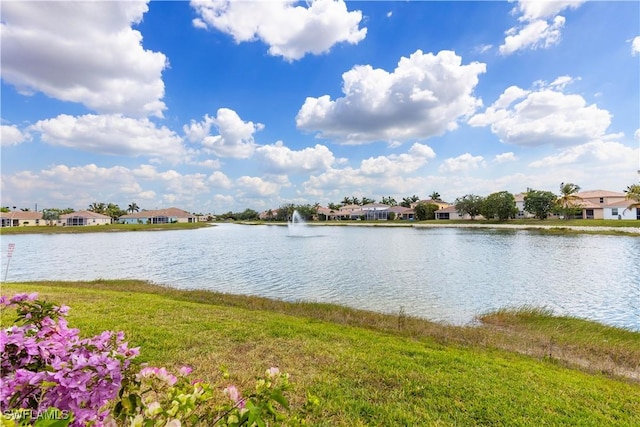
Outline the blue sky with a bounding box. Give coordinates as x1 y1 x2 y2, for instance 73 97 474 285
2 0 639 214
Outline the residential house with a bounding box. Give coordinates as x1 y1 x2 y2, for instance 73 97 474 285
513 193 536 219
315 206 334 220
119 207 197 224
334 204 362 220
387 206 414 220
411 199 450 210
575 190 635 220
0 211 44 227
434 205 464 220
259 209 280 220
59 210 111 226
360 203 391 220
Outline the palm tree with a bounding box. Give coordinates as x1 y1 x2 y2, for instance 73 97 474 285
361 197 375 205
557 182 582 219
341 197 352 206
429 191 442 201
88 202 107 214
381 196 397 206
127 202 140 214
624 184 640 213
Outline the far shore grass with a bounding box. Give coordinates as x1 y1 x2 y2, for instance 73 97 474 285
0 221 215 235
2 280 639 425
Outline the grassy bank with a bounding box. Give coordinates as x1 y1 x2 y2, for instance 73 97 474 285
0 222 214 235
2 280 639 425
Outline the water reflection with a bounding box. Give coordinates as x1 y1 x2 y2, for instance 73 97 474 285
1 224 638 330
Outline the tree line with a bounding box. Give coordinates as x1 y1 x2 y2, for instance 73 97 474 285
4 183 639 223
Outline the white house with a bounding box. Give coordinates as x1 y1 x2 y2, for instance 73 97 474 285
59 211 112 226
119 207 196 224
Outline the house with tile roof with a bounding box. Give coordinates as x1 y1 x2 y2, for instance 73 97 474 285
59 210 112 226
0 211 44 227
575 190 638 220
118 207 196 224
387 206 415 220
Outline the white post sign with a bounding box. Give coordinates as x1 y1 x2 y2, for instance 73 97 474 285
4 243 15 282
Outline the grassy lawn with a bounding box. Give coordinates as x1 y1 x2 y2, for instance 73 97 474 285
2 280 639 426
0 222 214 235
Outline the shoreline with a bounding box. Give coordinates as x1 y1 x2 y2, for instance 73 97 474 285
411 222 640 235
264 220 640 235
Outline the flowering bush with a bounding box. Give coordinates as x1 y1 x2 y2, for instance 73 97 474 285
0 293 314 426
1 293 138 426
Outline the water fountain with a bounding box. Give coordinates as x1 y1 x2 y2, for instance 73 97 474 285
287 210 307 236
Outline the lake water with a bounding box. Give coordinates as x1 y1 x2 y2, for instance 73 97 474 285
1 223 639 331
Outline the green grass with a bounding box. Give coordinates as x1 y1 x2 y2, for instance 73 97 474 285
0 222 214 235
2 281 639 425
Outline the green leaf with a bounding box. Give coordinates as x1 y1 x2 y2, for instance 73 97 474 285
270 390 289 410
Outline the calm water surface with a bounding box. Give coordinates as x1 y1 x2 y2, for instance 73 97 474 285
2 224 639 330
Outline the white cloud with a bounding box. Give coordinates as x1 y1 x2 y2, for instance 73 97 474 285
494 152 518 163
236 175 287 197
515 0 585 21
300 143 436 199
1 125 28 147
254 141 335 173
197 159 222 169
2 164 145 209
499 0 586 55
30 114 186 160
475 44 493 54
296 50 486 144
632 36 640 55
360 143 436 175
208 171 232 188
1 1 167 117
468 80 612 147
438 153 486 173
190 0 366 61
528 140 637 168
184 109 264 159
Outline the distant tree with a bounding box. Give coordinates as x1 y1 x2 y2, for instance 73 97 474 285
401 195 420 208
127 202 140 214
454 194 484 220
88 202 107 214
219 211 236 221
351 196 361 206
20 208 31 212
556 182 582 219
328 202 341 211
361 197 375 205
42 209 60 225
105 203 125 221
238 208 259 220
523 189 557 219
276 204 296 221
341 197 352 206
414 202 439 221
381 196 397 206
0 207 9 213
429 192 442 201
624 184 640 213
481 191 518 221
294 204 317 220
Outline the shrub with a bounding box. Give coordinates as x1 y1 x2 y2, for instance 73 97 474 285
0 294 310 427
